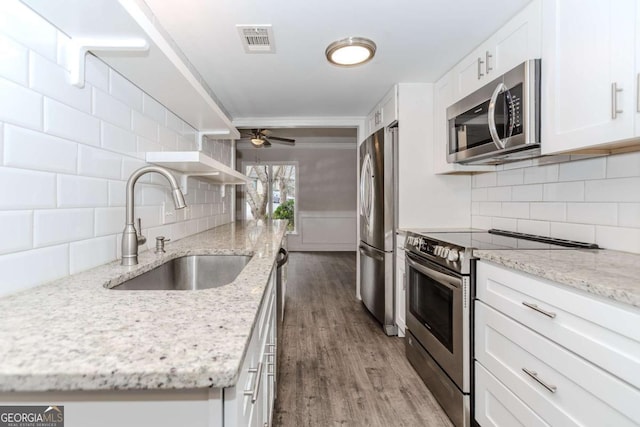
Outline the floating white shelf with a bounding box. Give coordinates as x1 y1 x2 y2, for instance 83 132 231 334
22 0 240 138
146 151 250 194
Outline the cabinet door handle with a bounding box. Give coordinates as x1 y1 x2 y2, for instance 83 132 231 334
485 51 493 74
477 57 485 80
244 362 264 403
612 82 623 119
522 301 556 318
522 368 557 393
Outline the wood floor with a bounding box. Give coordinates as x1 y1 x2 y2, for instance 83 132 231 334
274 252 453 427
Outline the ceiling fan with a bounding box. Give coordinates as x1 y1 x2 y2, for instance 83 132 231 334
241 129 296 147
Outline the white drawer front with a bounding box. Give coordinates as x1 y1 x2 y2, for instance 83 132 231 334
475 302 640 427
477 260 640 389
475 362 549 427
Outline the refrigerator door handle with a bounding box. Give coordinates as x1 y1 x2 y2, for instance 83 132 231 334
359 244 384 261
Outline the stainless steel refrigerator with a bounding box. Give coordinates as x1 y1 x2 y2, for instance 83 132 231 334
359 125 397 336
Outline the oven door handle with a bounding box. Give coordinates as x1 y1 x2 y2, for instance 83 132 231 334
406 252 461 291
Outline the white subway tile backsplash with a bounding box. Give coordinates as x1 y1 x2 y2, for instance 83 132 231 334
0 244 69 296
141 184 169 205
78 145 122 179
487 186 511 201
567 203 617 226
550 222 595 243
92 88 131 130
471 202 480 216
4 125 77 174
44 98 100 146
34 208 93 247
0 78 42 129
497 169 524 186
543 181 584 202
492 217 517 231
109 70 142 110
0 34 28 84
29 52 91 112
0 0 57 61
512 184 543 202
69 235 117 275
0 211 32 254
523 163 558 184
619 203 640 228
0 167 56 209
85 54 109 92
530 202 566 222
57 175 108 208
516 219 550 237
585 177 640 202
95 207 125 236
121 157 147 181
558 157 606 181
607 151 640 178
165 110 182 132
471 188 488 203
478 202 502 217
108 180 126 207
595 226 640 253
137 136 161 154
501 202 529 219
158 126 178 150
177 136 195 151
101 122 136 155
132 110 158 141
142 94 165 123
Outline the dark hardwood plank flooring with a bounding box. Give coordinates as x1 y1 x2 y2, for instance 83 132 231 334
274 252 453 427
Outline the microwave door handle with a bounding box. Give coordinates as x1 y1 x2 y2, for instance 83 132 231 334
488 82 508 150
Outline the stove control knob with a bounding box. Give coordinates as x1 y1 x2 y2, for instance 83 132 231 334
434 245 442 256
447 250 460 262
441 247 450 258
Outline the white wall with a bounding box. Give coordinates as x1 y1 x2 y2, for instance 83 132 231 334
0 1 233 296
397 83 472 229
471 152 640 253
236 141 357 251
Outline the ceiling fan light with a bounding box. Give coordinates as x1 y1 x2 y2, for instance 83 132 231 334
325 37 376 67
251 137 264 146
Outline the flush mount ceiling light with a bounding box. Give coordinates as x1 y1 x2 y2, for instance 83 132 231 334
325 37 376 67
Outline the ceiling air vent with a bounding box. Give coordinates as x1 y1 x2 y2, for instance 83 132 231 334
237 25 275 53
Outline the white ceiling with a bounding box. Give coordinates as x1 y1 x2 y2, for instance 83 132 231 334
144 0 530 121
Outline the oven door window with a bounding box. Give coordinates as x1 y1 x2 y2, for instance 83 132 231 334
408 266 454 352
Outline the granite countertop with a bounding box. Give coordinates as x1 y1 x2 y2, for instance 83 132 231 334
474 249 640 309
0 220 288 392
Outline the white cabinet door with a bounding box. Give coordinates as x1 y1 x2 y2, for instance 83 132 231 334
452 0 541 103
541 0 636 154
380 85 398 128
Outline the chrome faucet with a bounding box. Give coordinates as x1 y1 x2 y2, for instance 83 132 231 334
121 166 186 266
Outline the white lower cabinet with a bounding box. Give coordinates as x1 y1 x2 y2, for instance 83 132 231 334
474 260 640 427
395 233 406 337
225 267 277 427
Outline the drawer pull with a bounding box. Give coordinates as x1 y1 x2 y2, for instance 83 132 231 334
522 301 556 318
244 362 264 403
522 368 557 393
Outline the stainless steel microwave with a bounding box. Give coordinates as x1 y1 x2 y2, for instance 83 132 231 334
447 59 541 165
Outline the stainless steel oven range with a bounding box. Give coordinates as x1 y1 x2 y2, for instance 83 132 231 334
404 229 599 427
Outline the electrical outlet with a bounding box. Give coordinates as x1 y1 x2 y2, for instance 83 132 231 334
162 201 176 224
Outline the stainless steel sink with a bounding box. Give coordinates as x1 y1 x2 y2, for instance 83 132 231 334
110 255 252 290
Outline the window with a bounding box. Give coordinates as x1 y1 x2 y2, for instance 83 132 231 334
244 163 297 233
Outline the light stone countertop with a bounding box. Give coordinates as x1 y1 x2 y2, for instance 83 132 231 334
0 220 288 392
474 249 640 309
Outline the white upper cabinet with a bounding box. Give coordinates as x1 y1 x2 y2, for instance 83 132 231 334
541 0 637 155
452 0 542 102
367 86 398 136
